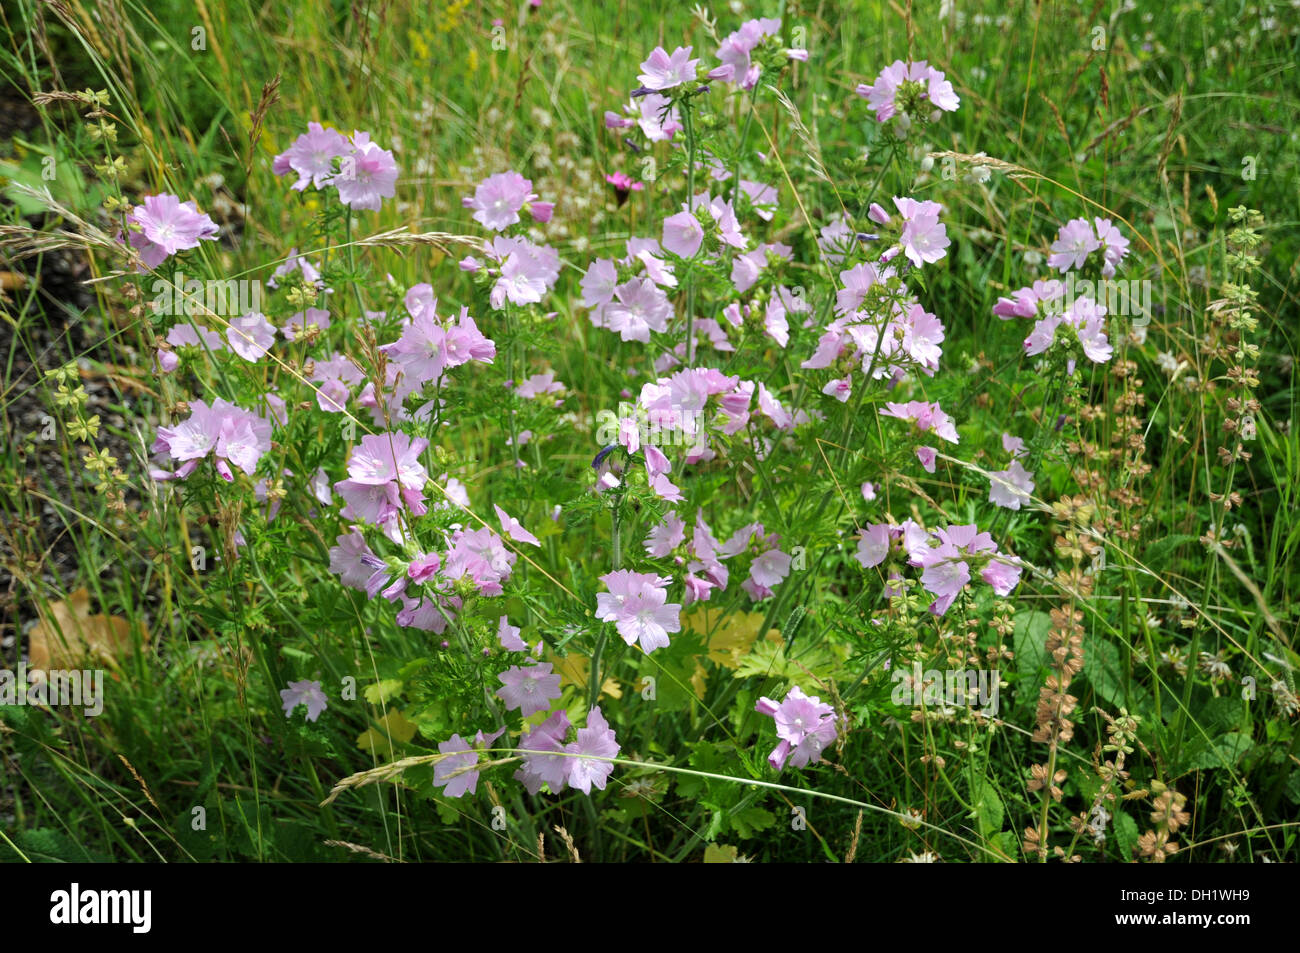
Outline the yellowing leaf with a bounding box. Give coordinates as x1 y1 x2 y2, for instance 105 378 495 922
547 650 621 700
28 587 148 671
683 605 782 671
703 844 740 863
363 679 404 705
356 708 417 754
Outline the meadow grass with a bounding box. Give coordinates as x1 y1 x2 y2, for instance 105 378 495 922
0 0 1297 862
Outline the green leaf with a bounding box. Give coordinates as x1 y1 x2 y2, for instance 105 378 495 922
364 679 404 705
973 780 1004 839
1188 732 1254 770
729 805 776 839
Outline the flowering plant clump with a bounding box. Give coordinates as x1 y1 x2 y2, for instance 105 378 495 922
9 3 1295 868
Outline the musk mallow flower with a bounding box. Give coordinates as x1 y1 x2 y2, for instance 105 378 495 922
463 171 540 231
151 397 272 482
565 706 620 794
226 311 277 361
595 569 681 653
515 709 572 794
486 235 561 309
644 512 686 558
1024 295 1112 367
879 400 959 443
913 524 1022 614
892 196 950 268
269 247 323 289
601 277 673 343
272 121 350 191
280 679 328 722
328 529 378 590
496 662 563 716
327 131 398 211
898 210 950 268
514 372 565 399
755 686 839 771
333 432 429 534
494 504 541 547
710 17 782 88
498 616 528 652
856 60 960 124
638 45 700 91
988 459 1036 510
662 209 705 258
433 728 506 798
1093 217 1130 277
122 193 218 270
1047 217 1102 273
282 307 331 342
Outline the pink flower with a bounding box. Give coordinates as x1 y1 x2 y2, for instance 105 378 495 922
334 432 429 535
328 529 378 589
854 523 891 568
280 679 328 722
514 372 564 399
988 459 1035 510
496 662 562 716
272 121 350 191
515 710 571 794
662 209 704 258
407 552 441 582
282 308 331 342
857 60 960 123
328 131 398 211
486 236 561 308
754 686 839 771
638 45 699 91
152 397 272 482
899 211 950 268
497 616 528 652
749 545 792 589
494 504 541 546
757 382 794 430
123 194 218 270
580 259 618 308
463 171 538 231
342 431 428 488
1094 217 1130 277
880 400 959 443
602 278 672 343
595 569 681 653
644 512 686 557
981 556 1024 596
226 312 277 361
1048 218 1101 273
433 728 505 798
565 706 620 793
918 544 971 615
269 247 323 289
711 18 781 89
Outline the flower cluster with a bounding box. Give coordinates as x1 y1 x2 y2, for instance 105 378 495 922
150 397 272 482
755 686 840 771
856 59 960 132
121 193 218 270
856 521 1023 615
272 123 399 210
